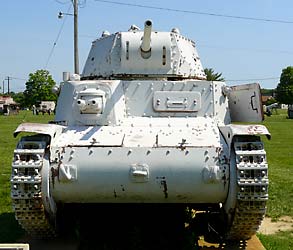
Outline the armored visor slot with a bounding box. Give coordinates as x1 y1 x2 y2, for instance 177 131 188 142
126 41 129 60
76 88 106 115
162 46 166 65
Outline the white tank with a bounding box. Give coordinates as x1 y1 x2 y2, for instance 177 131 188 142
11 20 270 242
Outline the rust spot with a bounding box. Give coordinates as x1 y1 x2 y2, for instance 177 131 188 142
177 138 188 151
50 167 59 188
156 177 168 198
222 173 227 188
160 180 168 198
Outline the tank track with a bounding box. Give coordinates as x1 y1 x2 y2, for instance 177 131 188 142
226 140 268 240
11 139 56 239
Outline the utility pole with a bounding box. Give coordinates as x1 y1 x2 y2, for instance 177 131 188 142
59 1 79 74
73 0 79 74
5 76 10 94
2 80 4 94
7 76 10 94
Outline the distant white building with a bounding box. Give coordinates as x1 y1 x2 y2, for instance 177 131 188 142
0 96 18 115
0 95 15 107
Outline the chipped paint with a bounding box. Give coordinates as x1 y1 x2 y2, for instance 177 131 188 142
161 180 168 198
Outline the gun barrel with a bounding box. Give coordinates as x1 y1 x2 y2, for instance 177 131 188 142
141 20 152 54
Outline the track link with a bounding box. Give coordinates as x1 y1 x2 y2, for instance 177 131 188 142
11 139 56 238
227 141 268 240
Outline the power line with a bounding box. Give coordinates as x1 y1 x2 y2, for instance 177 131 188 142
6 76 26 81
2 76 27 94
78 0 87 8
198 44 293 55
94 0 293 24
45 4 72 69
227 77 279 82
54 0 71 4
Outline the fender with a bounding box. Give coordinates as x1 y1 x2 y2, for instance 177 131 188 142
219 124 271 152
13 123 64 159
13 122 64 139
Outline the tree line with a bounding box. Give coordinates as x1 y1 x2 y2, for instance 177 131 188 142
2 69 58 108
204 66 293 106
2 66 293 109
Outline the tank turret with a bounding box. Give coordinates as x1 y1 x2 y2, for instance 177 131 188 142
82 20 206 79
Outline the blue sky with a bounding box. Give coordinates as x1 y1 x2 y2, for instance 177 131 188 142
1 0 292 92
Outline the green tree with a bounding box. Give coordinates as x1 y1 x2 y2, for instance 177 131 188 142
23 69 57 107
261 88 274 96
275 66 293 105
10 92 26 108
204 68 225 81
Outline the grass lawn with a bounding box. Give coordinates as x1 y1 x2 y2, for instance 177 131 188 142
261 110 293 219
257 109 293 250
0 111 53 242
0 109 292 248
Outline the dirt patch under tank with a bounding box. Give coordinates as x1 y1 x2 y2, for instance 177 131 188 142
258 216 293 235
